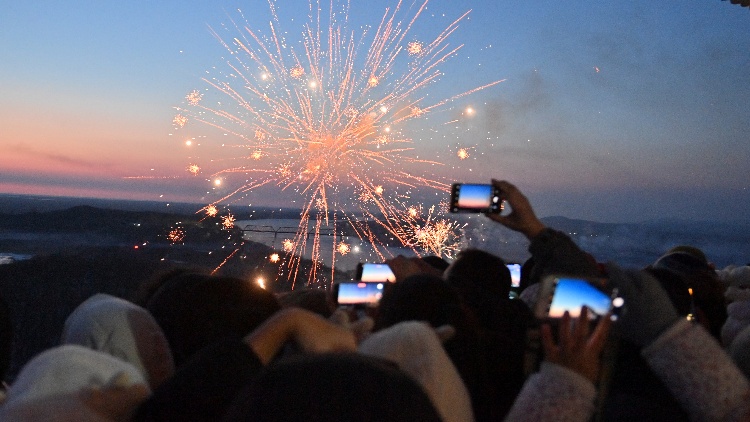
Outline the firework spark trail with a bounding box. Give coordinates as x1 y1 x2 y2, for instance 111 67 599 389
211 242 245 275
175 0 503 285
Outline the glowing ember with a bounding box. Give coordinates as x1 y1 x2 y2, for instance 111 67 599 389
337 242 351 255
222 214 235 229
407 41 424 56
457 148 469 160
167 228 186 243
173 114 188 128
251 150 263 160
205 205 218 217
270 253 280 263
282 239 294 252
368 76 380 87
187 164 200 175
290 66 305 79
186 90 202 106
345 107 359 118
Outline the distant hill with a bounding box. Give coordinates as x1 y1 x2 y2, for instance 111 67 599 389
0 204 340 382
0 193 304 218
538 215 750 267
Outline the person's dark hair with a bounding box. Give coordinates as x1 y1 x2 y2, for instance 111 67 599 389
643 267 692 316
276 288 334 318
444 248 511 303
132 267 208 307
375 274 466 331
420 255 450 272
651 252 726 340
146 272 281 366
223 353 441 422
374 274 502 420
0 293 12 382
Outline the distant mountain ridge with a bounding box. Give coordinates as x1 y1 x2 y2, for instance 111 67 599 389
1 196 749 268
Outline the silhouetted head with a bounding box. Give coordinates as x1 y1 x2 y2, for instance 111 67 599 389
277 288 335 318
375 274 465 331
652 250 726 340
223 353 441 422
444 248 511 305
420 255 450 273
146 272 280 366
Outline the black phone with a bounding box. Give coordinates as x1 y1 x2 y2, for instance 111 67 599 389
450 183 502 213
334 281 387 306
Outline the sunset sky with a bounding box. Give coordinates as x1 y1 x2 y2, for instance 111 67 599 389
1 0 748 223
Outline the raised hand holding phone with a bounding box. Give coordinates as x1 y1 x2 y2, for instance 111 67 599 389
541 306 612 383
484 179 546 239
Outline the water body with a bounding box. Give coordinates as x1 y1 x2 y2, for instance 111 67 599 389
236 219 415 272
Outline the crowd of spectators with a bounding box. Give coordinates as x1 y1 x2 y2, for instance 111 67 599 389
0 179 749 421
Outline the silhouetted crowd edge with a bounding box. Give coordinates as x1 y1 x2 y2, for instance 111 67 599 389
1 180 750 421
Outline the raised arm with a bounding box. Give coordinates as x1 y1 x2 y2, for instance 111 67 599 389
486 180 599 285
608 264 750 422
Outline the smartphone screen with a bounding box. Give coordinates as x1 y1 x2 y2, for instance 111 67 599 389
545 277 613 318
507 263 521 289
357 263 397 282
450 183 502 213
336 282 386 305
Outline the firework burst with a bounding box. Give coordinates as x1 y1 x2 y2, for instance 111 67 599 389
175 0 502 286
187 164 201 175
205 205 219 217
222 214 236 230
402 205 466 259
167 227 186 244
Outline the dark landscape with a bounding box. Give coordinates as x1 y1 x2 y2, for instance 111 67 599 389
1 194 749 381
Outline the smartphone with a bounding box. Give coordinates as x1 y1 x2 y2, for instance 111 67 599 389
450 183 502 213
535 275 622 320
334 281 386 306
507 263 521 289
356 262 397 282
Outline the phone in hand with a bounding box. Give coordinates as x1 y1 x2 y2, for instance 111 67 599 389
534 275 623 320
507 263 521 299
356 262 397 282
334 281 386 306
450 183 503 213
507 263 521 289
